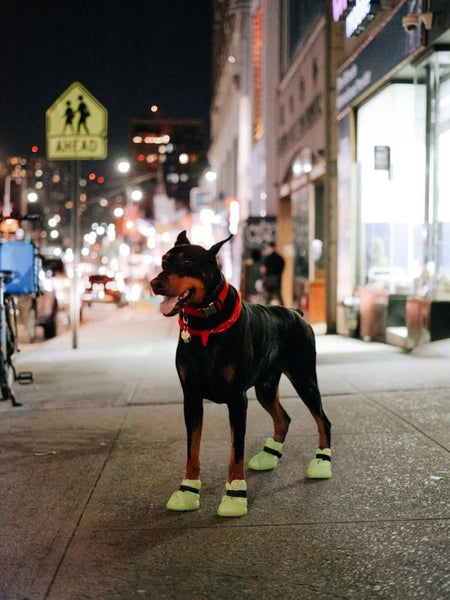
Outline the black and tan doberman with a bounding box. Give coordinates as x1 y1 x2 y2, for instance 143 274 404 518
150 231 331 517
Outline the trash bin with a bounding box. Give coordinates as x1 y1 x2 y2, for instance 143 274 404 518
341 297 360 338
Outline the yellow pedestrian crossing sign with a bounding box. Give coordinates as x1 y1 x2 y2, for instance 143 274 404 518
46 81 107 160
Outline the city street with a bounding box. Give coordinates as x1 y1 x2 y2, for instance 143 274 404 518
1 304 449 600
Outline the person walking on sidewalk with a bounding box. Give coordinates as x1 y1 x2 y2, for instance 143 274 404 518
261 241 285 305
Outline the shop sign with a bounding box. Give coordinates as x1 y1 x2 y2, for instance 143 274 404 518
332 0 355 22
374 145 390 171
337 65 372 112
336 4 422 113
333 0 380 37
189 187 211 211
346 0 377 37
243 216 277 254
278 93 323 156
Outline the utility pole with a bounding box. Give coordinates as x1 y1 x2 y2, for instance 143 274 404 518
325 7 340 333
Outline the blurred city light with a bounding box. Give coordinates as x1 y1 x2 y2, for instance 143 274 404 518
115 158 131 174
130 189 143 201
205 170 217 182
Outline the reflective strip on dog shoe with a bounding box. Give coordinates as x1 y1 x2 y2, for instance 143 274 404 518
217 480 248 517
248 437 283 471
263 445 282 458
166 479 201 511
315 452 331 462
179 484 200 494
306 448 332 479
225 489 247 498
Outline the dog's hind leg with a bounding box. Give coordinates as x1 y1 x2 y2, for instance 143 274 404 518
248 373 291 471
285 358 332 479
217 394 248 517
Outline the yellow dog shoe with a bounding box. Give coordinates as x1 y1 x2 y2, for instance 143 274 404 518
217 480 248 517
248 437 283 471
166 479 201 511
306 448 332 479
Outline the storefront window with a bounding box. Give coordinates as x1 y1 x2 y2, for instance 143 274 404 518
435 73 450 299
292 185 311 306
356 83 426 295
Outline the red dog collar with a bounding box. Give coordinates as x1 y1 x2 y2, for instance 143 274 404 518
182 279 229 318
178 283 242 346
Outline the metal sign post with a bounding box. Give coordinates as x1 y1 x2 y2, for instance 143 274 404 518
70 161 81 349
46 82 107 349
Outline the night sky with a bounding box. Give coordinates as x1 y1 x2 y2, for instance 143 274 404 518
0 0 213 174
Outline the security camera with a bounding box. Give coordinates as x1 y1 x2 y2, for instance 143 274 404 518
402 11 433 33
402 13 419 32
420 12 433 30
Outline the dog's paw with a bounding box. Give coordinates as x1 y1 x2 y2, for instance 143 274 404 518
217 480 248 517
166 479 201 511
248 437 283 471
306 448 332 479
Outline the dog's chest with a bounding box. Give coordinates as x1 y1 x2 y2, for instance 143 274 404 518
176 340 244 401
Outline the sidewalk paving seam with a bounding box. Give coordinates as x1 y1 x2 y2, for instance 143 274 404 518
84 515 450 533
41 407 130 600
288 386 449 398
364 392 450 454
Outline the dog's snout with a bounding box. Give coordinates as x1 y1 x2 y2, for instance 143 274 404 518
150 275 163 294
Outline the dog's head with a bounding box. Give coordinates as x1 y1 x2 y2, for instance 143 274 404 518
150 230 233 316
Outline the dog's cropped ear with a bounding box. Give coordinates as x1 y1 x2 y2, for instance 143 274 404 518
175 230 191 246
209 234 233 256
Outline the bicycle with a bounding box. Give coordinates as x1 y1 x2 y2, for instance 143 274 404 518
0 269 33 405
0 227 37 407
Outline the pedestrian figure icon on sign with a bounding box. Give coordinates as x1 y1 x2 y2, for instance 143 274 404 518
76 95 90 134
63 101 75 133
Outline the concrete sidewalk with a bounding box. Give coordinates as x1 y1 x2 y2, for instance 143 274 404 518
1 307 449 600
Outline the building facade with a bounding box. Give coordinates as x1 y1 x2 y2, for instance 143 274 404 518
276 0 336 328
334 0 450 346
209 0 450 345
209 0 336 325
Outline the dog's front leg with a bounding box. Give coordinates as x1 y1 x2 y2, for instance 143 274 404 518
217 395 248 517
166 395 203 512
184 396 203 480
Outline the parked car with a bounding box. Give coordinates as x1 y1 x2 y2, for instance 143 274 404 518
82 274 126 306
16 256 76 342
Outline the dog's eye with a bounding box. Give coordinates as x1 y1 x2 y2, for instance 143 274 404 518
184 258 193 266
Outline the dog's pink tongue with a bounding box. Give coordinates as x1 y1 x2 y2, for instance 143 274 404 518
159 296 178 316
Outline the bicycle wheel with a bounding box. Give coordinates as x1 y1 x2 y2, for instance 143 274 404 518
0 352 21 406
0 352 11 399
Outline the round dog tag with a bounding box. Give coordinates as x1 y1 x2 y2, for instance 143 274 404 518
181 329 191 343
